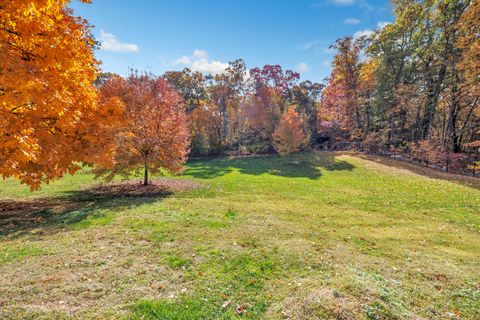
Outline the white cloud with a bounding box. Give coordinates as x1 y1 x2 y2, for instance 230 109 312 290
315 0 375 10
359 2 374 11
302 42 314 51
332 0 356 6
344 18 361 24
173 56 192 65
173 49 228 75
302 41 315 51
296 62 309 73
99 30 139 53
301 39 321 51
192 49 208 59
377 21 391 29
353 21 391 40
192 60 229 75
353 29 375 40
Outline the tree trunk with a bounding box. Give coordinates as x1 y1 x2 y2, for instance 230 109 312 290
143 162 149 185
421 62 447 140
446 152 449 172
309 107 318 146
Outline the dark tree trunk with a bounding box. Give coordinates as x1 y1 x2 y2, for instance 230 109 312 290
309 107 318 146
448 100 461 152
421 62 447 140
143 162 149 185
447 81 460 152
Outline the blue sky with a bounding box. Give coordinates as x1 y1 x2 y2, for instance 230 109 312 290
70 0 392 82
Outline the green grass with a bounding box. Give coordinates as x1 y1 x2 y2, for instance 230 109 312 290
0 151 479 319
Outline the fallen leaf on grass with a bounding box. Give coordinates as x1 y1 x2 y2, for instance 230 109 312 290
235 304 246 314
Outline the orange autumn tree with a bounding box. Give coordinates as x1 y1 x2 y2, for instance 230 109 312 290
272 107 305 156
457 0 480 95
0 0 121 189
321 36 361 137
96 73 190 185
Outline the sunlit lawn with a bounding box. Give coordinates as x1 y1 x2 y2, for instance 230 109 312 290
1 151 479 319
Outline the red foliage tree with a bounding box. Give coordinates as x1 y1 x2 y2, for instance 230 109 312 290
96 73 190 185
321 37 361 135
250 65 299 99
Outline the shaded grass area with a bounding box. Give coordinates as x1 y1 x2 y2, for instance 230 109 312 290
0 179 200 238
0 152 479 319
184 152 354 180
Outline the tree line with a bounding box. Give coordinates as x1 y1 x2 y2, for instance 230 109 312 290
161 62 322 157
321 0 479 173
141 0 479 174
1 0 479 190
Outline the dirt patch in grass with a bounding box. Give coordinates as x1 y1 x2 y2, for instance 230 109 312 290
84 179 202 197
66 178 201 200
275 286 363 319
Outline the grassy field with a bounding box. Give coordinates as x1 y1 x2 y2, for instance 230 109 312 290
0 151 479 319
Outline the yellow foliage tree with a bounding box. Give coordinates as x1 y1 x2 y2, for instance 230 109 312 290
0 0 121 189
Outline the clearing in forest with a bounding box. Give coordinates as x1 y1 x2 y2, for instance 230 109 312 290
0 152 479 319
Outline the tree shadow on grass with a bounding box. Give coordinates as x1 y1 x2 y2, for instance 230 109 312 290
184 151 355 180
0 179 200 239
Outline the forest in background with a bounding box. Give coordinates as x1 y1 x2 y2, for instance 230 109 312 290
2 0 479 191
97 0 479 175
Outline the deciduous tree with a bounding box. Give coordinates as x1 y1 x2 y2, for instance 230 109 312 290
0 0 121 189
95 73 190 185
163 68 207 113
321 37 361 141
272 107 305 156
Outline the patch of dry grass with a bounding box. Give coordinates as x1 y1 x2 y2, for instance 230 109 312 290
352 152 480 189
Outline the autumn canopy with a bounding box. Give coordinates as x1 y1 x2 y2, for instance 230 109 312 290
94 73 190 185
1 0 479 190
0 0 121 189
